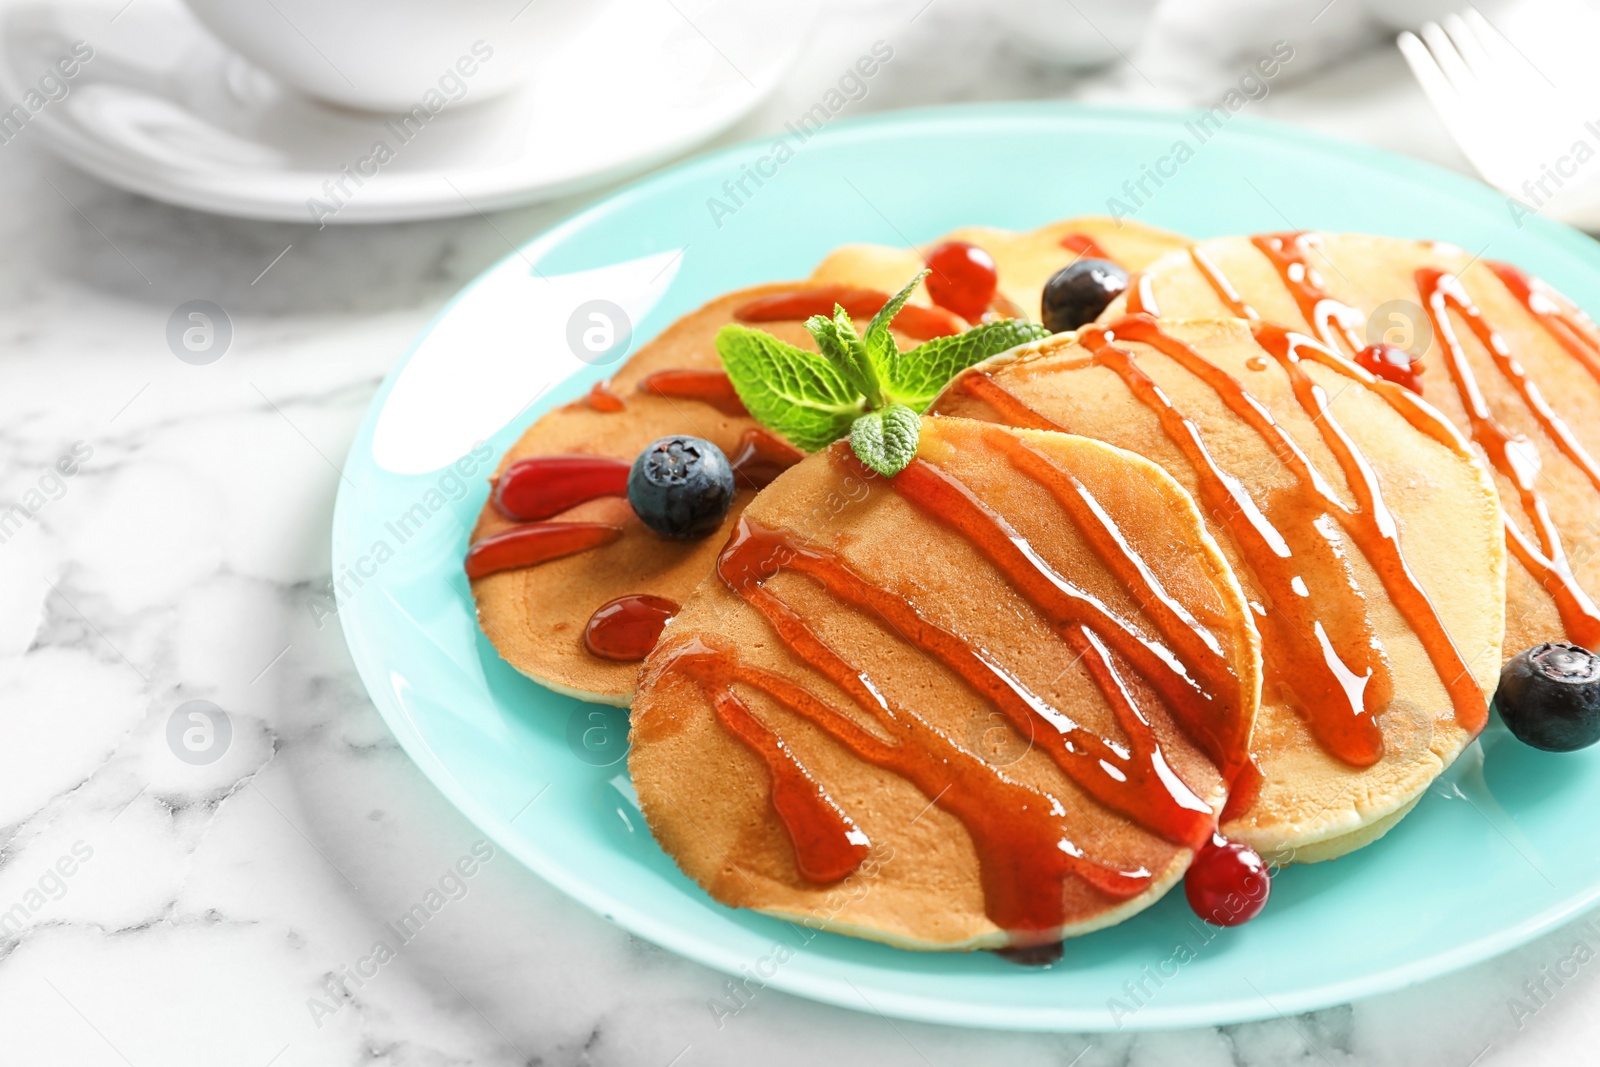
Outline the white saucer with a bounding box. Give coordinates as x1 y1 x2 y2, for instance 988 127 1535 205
0 0 816 223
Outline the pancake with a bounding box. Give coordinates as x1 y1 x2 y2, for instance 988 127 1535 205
629 417 1262 950
810 216 1189 322
1105 231 1600 661
472 218 1190 705
472 283 822 705
930 317 1505 862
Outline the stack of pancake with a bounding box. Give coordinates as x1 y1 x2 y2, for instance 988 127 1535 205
468 216 1600 951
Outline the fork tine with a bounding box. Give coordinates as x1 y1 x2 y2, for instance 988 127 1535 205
1451 11 1550 124
1398 28 1508 183
1463 7 1557 93
1441 13 1492 79
1398 29 1466 127
1420 19 1477 97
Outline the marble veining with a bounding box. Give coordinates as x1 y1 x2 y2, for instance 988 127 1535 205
0 0 1593 1063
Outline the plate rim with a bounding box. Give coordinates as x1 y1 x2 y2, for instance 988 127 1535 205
334 99 1600 1031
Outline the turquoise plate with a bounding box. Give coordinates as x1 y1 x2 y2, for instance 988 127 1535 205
334 103 1600 1031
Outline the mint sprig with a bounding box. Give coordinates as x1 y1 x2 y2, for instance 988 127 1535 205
713 327 863 451
715 271 1049 477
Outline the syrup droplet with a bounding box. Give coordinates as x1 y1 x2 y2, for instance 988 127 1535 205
584 594 679 661
585 380 625 412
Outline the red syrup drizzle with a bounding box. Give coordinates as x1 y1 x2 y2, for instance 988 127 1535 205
1080 317 1391 766
1020 339 1265 833
465 523 623 580
1189 247 1258 321
1060 233 1115 263
1124 272 1158 316
1490 261 1600 386
664 631 1151 940
1203 230 1600 650
491 455 631 522
638 369 749 417
954 371 1071 432
728 427 804 489
1218 756 1263 823
697 666 871 884
733 285 964 341
888 450 1244 784
1249 233 1367 354
750 494 1228 845
680 533 1171 933
659 432 1254 941
1415 269 1600 649
1190 235 1476 463
946 315 1490 762
1233 233 1427 395
584 594 680 662
584 380 626 412
1250 322 1487 735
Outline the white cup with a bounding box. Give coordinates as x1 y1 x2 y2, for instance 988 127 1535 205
181 0 602 112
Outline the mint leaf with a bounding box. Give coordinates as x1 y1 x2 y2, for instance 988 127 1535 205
863 270 928 381
830 306 886 406
803 312 876 407
802 313 848 367
850 403 921 477
883 319 1051 411
715 325 865 451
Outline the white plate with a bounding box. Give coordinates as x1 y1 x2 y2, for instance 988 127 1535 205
0 0 815 223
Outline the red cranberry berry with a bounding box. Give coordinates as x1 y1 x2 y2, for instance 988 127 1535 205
924 241 998 321
1184 834 1270 926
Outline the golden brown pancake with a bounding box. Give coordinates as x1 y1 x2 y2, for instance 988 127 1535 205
473 219 1191 705
1105 231 1600 661
472 284 821 705
630 417 1261 950
930 317 1504 862
810 216 1188 321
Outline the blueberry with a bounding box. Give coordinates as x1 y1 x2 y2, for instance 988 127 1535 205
1041 258 1130 333
627 435 735 540
1495 642 1600 751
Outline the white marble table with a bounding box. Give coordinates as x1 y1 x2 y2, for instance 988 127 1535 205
1 1 1594 1064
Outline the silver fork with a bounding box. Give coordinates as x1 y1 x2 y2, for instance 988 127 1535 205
1399 5 1600 230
